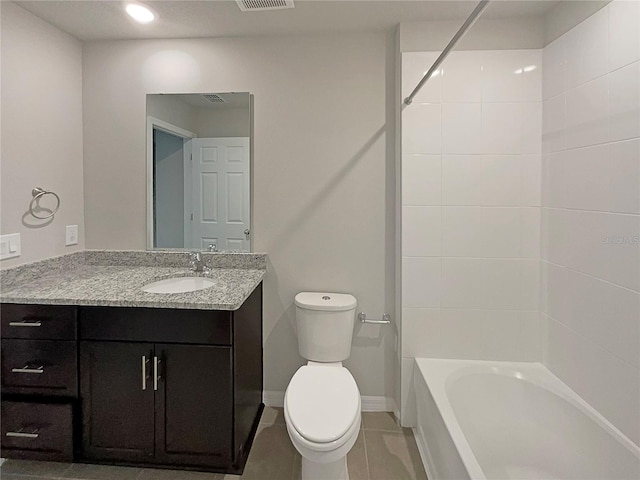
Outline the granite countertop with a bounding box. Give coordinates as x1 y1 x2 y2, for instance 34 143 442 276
0 251 267 311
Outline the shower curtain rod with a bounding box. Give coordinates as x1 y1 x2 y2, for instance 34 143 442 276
403 0 490 105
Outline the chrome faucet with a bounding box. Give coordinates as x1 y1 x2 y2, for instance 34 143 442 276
189 252 210 274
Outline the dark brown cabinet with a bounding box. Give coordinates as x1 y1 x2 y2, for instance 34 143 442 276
1 401 73 461
155 344 233 466
0 304 78 462
1 339 78 396
1 281 263 474
80 341 155 463
80 342 234 468
78 282 263 473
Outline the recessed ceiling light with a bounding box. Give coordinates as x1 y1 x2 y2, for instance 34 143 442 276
126 3 155 24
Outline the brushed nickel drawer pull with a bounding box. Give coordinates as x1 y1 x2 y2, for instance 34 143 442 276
142 355 147 390
153 356 159 391
6 429 39 439
11 365 44 374
9 320 42 327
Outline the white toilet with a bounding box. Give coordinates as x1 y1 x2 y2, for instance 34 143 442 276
284 292 361 480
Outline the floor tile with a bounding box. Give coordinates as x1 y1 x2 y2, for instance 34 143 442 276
362 412 403 432
365 429 428 480
138 467 223 479
291 454 301 480
235 424 296 480
259 406 285 426
0 459 72 477
290 430 367 480
346 430 369 480
61 463 142 480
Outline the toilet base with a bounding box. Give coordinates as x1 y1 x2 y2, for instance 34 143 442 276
301 455 349 480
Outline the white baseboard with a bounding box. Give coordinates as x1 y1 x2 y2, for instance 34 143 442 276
263 390 396 413
360 395 397 412
263 390 285 407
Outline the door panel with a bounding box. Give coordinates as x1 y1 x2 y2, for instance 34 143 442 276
189 137 250 251
80 341 155 462
155 344 232 467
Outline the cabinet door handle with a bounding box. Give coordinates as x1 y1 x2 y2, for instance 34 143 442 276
153 356 159 391
142 355 147 390
6 429 39 439
8 320 42 327
11 365 44 374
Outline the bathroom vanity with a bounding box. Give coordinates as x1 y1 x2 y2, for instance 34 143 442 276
0 251 266 474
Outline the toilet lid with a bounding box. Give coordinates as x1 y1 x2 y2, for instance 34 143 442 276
286 366 360 444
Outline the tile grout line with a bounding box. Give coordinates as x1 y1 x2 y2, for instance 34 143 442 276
362 430 371 480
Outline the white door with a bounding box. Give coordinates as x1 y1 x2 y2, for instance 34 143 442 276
188 137 250 251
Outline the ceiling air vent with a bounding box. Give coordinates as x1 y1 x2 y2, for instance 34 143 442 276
236 0 294 12
203 94 226 103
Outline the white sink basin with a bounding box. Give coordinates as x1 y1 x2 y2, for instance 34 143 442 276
142 276 216 294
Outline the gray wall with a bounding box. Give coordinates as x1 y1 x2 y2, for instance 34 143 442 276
0 2 84 267
399 17 545 52
147 95 250 137
154 129 184 248
82 34 398 401
147 94 199 134
195 107 250 137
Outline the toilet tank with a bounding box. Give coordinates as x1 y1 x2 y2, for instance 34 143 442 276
294 292 357 362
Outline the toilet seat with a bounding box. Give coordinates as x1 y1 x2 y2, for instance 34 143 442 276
285 365 360 445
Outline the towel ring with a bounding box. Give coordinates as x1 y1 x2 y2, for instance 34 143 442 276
29 187 60 220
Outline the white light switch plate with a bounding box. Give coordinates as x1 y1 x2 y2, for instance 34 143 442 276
0 233 21 260
66 225 78 246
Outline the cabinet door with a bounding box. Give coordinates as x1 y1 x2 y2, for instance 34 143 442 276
80 341 155 462
155 344 233 467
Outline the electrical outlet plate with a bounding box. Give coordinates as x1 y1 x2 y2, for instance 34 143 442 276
66 225 78 246
0 233 21 260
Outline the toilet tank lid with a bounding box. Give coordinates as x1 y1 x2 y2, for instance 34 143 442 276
295 292 357 311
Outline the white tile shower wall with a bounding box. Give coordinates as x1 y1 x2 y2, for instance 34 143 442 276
541 1 640 446
401 49 543 373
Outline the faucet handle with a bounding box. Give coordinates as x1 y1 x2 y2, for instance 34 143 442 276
189 252 201 261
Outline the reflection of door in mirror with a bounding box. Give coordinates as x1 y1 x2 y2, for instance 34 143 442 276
153 132 250 251
188 137 250 251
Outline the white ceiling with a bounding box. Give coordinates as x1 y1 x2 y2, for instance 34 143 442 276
14 0 560 42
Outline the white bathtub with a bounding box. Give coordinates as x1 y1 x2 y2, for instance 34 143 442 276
413 358 640 480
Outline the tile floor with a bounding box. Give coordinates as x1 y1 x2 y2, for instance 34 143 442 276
1 409 427 480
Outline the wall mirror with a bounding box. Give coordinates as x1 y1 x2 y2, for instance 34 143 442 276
146 92 252 252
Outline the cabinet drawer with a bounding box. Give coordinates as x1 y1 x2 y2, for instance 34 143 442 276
80 306 232 345
1 401 73 461
1 339 78 396
1 304 77 340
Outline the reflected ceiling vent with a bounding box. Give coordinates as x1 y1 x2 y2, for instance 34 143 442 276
203 94 226 103
236 0 294 12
